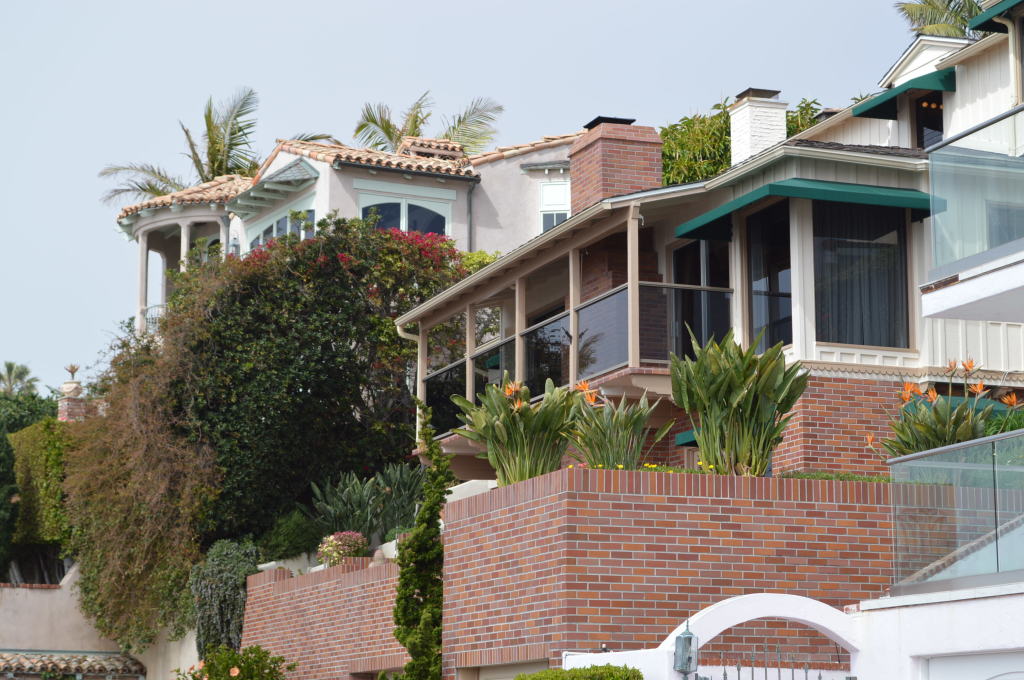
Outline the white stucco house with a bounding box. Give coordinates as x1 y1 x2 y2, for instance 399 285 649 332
114 132 581 332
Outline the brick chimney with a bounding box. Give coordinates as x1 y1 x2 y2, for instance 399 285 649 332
728 88 788 166
57 381 86 422
568 116 663 215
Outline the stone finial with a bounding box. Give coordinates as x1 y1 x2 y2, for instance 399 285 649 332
371 548 387 566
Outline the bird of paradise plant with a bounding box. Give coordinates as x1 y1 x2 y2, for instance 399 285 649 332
566 382 674 470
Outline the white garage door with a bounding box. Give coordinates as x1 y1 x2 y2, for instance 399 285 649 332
929 651 1024 679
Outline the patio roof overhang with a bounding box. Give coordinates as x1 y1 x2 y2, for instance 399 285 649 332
852 67 957 120
228 157 318 220
674 178 932 239
970 0 1024 32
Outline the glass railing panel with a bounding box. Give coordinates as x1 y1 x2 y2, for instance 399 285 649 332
523 313 570 395
891 440 999 586
577 287 628 379
994 431 1024 573
424 360 465 436
638 284 732 362
473 338 515 401
930 108 1024 276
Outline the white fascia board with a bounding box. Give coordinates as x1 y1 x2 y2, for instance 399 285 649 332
936 33 1007 69
878 35 972 89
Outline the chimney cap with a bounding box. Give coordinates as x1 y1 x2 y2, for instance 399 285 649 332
583 116 636 130
734 87 782 101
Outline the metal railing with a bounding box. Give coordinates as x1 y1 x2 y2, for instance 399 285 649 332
887 428 1024 594
144 304 166 334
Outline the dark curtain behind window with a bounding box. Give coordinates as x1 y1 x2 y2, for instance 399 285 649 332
813 202 909 348
748 200 792 352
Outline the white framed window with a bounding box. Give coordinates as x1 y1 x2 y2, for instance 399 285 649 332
354 179 454 236
244 195 316 253
540 181 570 232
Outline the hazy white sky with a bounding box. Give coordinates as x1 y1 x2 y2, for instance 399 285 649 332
0 0 914 389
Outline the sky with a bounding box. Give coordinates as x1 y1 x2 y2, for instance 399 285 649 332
0 0 914 390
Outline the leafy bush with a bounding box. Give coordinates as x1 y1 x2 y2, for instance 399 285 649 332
394 403 455 680
175 644 295 679
0 393 56 435
256 509 321 561
777 470 890 483
986 408 1024 436
514 665 642 680
568 384 672 470
453 375 574 486
307 463 424 544
0 428 18 576
8 418 71 545
384 525 414 543
188 540 260 654
671 330 807 476
317 531 368 565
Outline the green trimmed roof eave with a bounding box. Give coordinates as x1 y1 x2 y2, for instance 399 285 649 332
969 0 1024 32
675 178 932 239
852 67 957 120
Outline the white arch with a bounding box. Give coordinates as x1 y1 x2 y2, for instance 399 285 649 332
656 593 861 653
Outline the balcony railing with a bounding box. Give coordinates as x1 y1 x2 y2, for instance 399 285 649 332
929 105 1024 279
888 428 1024 594
144 304 165 334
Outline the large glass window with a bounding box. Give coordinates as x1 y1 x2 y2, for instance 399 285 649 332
747 201 792 351
360 193 450 235
813 202 909 348
540 181 570 233
914 91 944 149
249 210 315 250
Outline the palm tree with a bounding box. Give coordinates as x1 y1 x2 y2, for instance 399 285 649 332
100 88 338 204
354 91 504 154
0 362 38 397
894 0 983 38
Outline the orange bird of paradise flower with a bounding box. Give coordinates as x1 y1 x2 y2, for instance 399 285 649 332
962 359 977 373
1002 392 1019 408
903 381 923 396
925 387 938 403
968 382 986 395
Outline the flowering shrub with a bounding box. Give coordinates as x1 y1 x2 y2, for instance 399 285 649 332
876 360 1023 458
317 531 368 565
175 645 294 680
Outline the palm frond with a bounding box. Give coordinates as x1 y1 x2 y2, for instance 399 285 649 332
399 91 433 140
437 97 505 153
354 101 403 151
97 163 187 204
894 0 982 37
180 122 207 181
214 87 260 177
290 132 343 145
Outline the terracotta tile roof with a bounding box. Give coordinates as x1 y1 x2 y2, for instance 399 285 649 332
396 136 465 154
0 651 145 677
118 175 252 219
468 132 585 166
257 139 476 181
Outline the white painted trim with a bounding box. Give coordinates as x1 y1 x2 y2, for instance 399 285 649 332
242 194 315 251
358 192 452 237
353 177 457 201
858 581 1024 611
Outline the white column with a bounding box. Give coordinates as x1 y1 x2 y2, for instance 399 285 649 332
568 247 581 385
219 218 230 260
730 211 748 348
788 198 816 360
179 221 193 272
626 203 641 368
136 230 149 334
464 305 475 401
514 277 527 382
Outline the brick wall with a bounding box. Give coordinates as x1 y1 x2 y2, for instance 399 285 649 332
442 469 892 677
569 123 662 215
773 375 902 476
241 559 407 680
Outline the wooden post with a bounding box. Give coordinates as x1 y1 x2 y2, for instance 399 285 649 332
569 247 581 385
464 305 475 400
626 203 641 368
514 277 527 382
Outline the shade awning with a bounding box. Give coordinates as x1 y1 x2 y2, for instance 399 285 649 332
675 178 932 239
969 0 1024 32
852 68 956 120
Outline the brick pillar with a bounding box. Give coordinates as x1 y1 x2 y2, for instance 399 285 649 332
56 381 87 422
568 117 663 214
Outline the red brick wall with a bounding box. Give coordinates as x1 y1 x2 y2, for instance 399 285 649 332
442 469 892 676
569 123 662 215
773 375 902 476
241 559 407 680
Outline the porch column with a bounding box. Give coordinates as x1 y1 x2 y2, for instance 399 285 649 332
417 323 428 437
568 247 581 385
730 211 748 348
514 277 526 382
179 221 193 272
626 203 641 368
789 198 816 360
464 305 475 401
136 230 149 334
219 218 230 260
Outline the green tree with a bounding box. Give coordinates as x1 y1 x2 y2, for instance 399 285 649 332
393 404 455 680
0 393 56 434
354 91 504 154
0 362 39 397
0 428 18 577
661 98 822 185
100 88 338 204
188 539 261 654
65 216 485 650
895 0 982 37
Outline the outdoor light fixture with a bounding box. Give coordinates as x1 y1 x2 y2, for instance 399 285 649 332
673 620 698 675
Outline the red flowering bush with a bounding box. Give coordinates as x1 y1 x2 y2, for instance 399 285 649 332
317 531 368 565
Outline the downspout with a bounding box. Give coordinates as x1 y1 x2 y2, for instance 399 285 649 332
396 323 418 343
994 15 1023 105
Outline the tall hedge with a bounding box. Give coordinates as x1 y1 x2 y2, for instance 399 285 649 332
8 417 70 545
0 428 18 575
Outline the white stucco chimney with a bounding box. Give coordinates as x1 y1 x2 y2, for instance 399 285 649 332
729 88 788 166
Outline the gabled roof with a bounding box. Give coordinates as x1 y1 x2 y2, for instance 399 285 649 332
228 157 319 220
118 175 251 219
0 651 145 677
468 132 584 166
257 139 476 181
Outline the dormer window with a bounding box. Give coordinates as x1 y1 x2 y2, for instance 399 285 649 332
354 179 454 236
915 91 944 149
